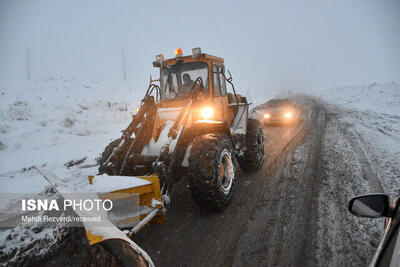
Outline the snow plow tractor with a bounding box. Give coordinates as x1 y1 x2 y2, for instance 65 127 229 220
98 48 265 211
36 48 265 266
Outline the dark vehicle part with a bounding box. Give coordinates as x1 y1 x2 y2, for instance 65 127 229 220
98 94 158 176
348 194 390 218
100 239 152 267
238 119 264 172
348 194 400 266
188 134 236 211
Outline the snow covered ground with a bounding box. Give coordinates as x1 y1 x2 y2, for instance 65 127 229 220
0 79 143 263
0 79 143 193
315 81 400 198
309 81 400 265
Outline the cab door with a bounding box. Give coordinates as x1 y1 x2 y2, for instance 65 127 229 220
218 65 234 122
212 63 225 121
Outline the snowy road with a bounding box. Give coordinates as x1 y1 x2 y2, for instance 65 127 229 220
21 96 315 266
134 96 384 266
132 96 316 266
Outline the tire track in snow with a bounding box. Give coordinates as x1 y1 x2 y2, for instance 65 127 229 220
233 97 322 267
315 105 382 266
345 128 384 193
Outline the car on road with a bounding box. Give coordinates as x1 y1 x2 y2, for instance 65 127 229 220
254 99 303 126
348 193 400 266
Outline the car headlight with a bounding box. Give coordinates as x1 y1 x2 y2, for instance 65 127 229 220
201 106 214 120
284 112 292 119
263 113 271 119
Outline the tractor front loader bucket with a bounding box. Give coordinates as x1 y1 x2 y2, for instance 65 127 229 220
35 167 163 267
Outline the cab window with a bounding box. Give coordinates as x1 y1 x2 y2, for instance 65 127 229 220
219 66 227 96
160 62 209 100
213 64 220 96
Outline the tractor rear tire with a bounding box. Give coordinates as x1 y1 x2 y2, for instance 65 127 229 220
238 119 264 172
188 133 236 211
98 138 122 175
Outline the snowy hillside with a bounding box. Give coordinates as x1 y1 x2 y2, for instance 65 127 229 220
0 80 144 193
320 81 400 116
316 81 400 197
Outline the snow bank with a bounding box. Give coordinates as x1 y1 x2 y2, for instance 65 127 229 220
316 81 400 197
317 81 400 116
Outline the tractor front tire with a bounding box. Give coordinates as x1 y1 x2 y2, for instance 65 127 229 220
188 134 236 211
238 119 264 172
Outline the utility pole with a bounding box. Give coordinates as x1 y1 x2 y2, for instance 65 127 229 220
26 48 31 80
121 47 127 81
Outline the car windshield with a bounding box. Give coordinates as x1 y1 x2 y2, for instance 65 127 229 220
160 62 209 100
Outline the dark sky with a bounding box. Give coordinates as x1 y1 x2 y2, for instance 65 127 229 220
1 0 399 99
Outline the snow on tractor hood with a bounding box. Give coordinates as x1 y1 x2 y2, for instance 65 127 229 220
141 120 183 156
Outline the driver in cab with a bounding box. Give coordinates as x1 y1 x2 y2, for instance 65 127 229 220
181 73 195 95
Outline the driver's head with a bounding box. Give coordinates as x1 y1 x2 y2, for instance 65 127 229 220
183 73 191 83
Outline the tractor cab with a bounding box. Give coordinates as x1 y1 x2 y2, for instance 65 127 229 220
153 48 236 122
159 60 209 100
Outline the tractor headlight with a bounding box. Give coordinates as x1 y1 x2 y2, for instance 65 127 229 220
201 106 214 120
263 113 271 119
284 112 292 119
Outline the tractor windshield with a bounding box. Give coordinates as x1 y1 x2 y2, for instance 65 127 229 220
160 62 209 100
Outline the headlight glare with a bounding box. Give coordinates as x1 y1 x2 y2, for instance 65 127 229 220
201 106 214 120
284 112 292 119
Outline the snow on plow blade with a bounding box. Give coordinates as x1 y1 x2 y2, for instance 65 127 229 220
88 173 164 228
35 167 163 267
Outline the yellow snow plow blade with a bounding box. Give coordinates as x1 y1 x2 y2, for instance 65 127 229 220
87 173 164 236
35 167 163 267
84 174 164 266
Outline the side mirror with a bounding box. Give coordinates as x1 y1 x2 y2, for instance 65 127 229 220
348 194 390 218
226 69 233 82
